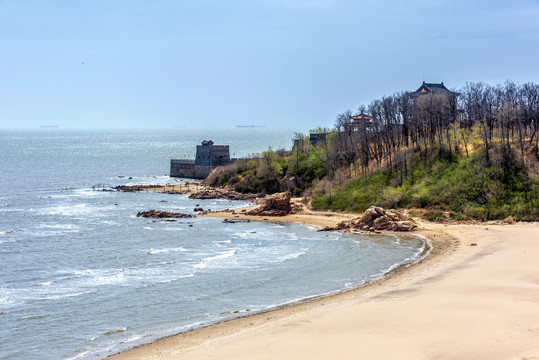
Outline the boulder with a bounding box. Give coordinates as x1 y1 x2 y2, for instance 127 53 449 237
247 192 293 217
390 221 417 231
371 215 392 230
319 206 416 232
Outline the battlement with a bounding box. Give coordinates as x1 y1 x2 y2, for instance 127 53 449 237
170 159 195 164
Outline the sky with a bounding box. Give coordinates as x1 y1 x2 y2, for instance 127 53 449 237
1 0 539 129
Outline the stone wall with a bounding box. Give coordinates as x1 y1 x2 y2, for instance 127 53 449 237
170 159 195 178
170 141 237 179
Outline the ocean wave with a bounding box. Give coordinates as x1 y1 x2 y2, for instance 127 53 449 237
21 314 45 320
0 207 21 212
146 247 187 255
38 204 93 216
89 273 126 286
0 229 14 235
156 273 194 284
64 350 90 360
0 296 13 307
56 268 129 287
146 260 175 266
203 249 236 262
194 249 237 269
36 291 91 301
276 250 307 262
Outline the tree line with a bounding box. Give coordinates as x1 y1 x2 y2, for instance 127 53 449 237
314 81 539 185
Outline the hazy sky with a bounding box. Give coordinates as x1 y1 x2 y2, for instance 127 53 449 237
1 0 539 129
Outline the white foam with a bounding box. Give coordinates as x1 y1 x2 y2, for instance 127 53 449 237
146 261 175 266
146 247 187 255
36 291 90 301
277 250 306 262
38 204 93 216
91 273 126 286
203 249 236 262
157 273 194 284
161 227 184 232
195 250 237 269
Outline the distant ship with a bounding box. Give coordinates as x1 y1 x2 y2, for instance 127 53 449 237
236 125 266 128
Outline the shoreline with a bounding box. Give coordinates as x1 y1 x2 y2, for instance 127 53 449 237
105 210 449 360
105 213 539 359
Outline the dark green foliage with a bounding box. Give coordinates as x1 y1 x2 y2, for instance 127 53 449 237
312 146 538 220
424 209 447 222
206 143 328 195
289 147 327 187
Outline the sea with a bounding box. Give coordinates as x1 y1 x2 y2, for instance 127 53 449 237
0 129 425 359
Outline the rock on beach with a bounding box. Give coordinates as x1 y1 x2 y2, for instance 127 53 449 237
321 206 417 232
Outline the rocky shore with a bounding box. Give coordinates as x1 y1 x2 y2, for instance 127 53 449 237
136 210 195 219
320 206 417 232
131 185 417 232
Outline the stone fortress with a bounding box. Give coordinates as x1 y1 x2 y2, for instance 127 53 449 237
170 140 237 179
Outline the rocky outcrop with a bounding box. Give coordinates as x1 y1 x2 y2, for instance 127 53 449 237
223 218 251 223
247 192 294 217
189 189 262 201
116 185 157 192
320 206 417 232
136 210 195 219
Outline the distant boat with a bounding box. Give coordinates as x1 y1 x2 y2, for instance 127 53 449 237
39 125 59 128
236 125 266 128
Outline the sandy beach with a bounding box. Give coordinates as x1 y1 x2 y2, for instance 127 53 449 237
108 212 539 360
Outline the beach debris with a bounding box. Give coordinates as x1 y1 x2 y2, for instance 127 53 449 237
470 243 478 246
103 327 127 335
320 206 417 232
136 210 195 219
247 192 295 217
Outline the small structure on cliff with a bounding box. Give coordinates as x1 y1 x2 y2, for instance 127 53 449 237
170 140 237 179
412 81 460 100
